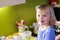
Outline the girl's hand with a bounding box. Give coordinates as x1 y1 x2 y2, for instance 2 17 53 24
56 21 60 26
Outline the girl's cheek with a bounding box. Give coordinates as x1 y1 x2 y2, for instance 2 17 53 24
46 18 50 22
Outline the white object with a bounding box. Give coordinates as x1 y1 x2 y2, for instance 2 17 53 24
13 36 19 40
18 31 32 40
0 36 6 40
23 31 32 36
18 27 25 33
0 0 26 7
6 38 13 40
34 37 37 40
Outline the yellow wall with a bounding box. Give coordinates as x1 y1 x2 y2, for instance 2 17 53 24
0 0 49 36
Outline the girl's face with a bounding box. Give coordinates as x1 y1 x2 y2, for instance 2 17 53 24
36 9 51 25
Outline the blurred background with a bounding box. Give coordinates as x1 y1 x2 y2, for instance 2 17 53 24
0 0 60 40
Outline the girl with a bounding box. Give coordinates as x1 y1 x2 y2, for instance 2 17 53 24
35 4 57 40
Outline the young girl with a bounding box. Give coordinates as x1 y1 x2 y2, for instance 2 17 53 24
35 4 57 40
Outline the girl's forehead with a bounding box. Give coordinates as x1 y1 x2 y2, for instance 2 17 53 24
37 9 50 15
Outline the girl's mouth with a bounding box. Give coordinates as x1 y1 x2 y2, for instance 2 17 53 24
41 21 44 23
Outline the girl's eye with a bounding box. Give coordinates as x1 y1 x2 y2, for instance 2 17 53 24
43 15 47 17
38 15 40 17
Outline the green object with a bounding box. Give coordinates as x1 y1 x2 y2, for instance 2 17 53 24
0 0 48 36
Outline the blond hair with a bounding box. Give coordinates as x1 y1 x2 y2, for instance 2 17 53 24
35 4 57 26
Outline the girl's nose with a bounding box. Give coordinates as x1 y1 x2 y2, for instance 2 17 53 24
40 16 43 19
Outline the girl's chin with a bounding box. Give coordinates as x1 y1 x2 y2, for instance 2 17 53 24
38 23 46 25
40 24 45 25
38 22 49 25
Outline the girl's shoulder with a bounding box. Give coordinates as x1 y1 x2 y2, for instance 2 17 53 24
45 26 55 33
